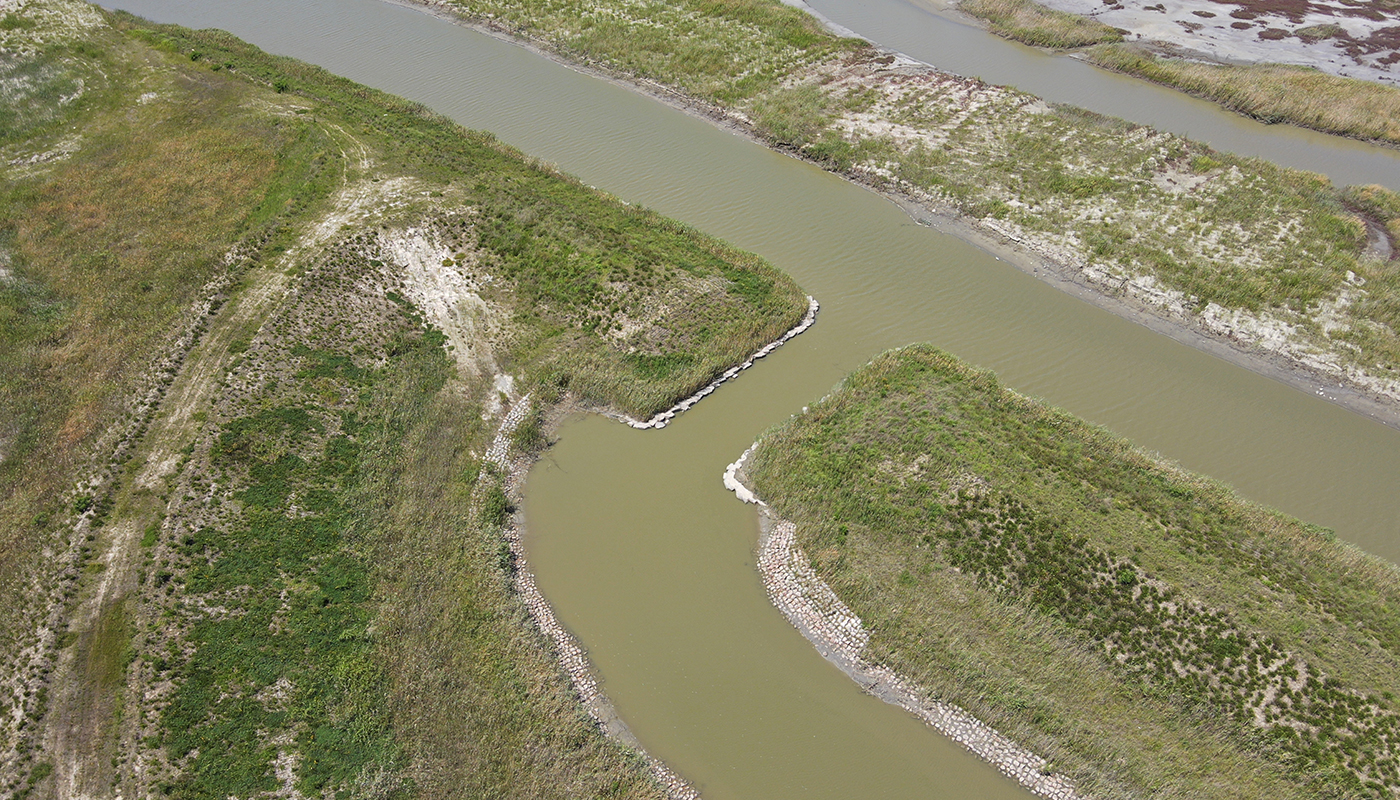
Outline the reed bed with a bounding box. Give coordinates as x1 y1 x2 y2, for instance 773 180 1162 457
958 0 1122 48
1087 44 1400 145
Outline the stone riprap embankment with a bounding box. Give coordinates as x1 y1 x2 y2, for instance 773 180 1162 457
616 297 819 429
468 296 830 799
482 393 701 800
725 444 1088 800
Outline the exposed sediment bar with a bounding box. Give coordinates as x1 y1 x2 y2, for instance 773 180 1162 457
724 444 1088 800
615 296 819 429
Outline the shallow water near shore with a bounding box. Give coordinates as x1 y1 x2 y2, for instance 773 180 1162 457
806 0 1400 190
101 0 1400 796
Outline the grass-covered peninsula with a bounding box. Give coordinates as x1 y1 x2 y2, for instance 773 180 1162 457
0 1 807 796
430 0 1400 417
743 344 1400 799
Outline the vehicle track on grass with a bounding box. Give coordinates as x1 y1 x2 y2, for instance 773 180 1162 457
35 120 377 799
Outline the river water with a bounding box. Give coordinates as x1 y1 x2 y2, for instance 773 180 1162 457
806 0 1400 190
99 0 1400 797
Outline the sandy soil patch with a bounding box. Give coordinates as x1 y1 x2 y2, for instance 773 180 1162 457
385 218 504 380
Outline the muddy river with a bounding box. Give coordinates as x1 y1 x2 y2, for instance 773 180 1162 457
100 0 1400 796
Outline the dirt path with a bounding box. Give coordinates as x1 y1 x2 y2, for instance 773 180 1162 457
36 120 378 800
38 262 293 799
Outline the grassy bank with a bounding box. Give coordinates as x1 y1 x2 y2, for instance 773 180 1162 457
958 0 1120 48
1085 44 1400 146
746 344 1400 799
123 14 807 420
0 0 296 628
0 1 808 795
136 229 665 799
443 0 1400 408
0 4 332 786
451 0 860 104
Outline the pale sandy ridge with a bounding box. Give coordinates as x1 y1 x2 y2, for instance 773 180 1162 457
724 442 1090 800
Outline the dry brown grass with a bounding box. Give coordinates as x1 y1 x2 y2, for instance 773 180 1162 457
0 14 344 790
1087 44 1400 144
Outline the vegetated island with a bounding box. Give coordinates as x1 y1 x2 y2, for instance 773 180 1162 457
416 0 1400 425
734 343 1400 800
951 0 1400 147
0 1 810 796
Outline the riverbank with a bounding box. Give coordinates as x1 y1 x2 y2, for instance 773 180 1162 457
1076 45 1400 147
399 0 1400 430
936 0 1400 146
723 445 1086 800
479 288 824 797
740 344 1400 798
1028 0 1400 86
1 4 813 794
893 196 1400 429
485 396 702 798
611 297 819 429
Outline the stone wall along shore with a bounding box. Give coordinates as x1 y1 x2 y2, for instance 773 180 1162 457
615 296 819 429
725 443 1089 800
482 394 701 800
468 297 829 798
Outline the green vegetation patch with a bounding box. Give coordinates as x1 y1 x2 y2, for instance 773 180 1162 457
748 344 1400 799
1345 184 1400 240
166 391 419 795
0 12 329 773
0 46 88 146
451 0 860 104
866 87 1361 311
127 18 807 419
148 237 665 798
